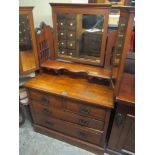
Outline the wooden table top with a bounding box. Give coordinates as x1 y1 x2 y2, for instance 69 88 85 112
41 60 112 80
24 73 114 109
116 73 135 106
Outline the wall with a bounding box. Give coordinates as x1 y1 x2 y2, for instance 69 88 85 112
19 0 72 28
19 0 119 28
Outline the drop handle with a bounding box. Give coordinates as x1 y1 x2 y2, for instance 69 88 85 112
42 108 52 114
79 119 89 126
45 121 54 126
79 132 88 139
79 106 90 115
115 113 125 128
41 96 49 104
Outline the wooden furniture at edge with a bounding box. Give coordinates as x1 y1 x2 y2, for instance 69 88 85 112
19 7 39 75
89 0 125 6
106 73 135 155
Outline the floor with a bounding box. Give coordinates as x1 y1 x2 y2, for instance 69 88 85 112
19 119 109 155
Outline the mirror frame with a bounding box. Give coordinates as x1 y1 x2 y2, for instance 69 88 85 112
50 3 111 66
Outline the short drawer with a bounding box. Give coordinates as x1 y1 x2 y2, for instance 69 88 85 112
58 49 68 55
58 40 67 49
36 115 103 146
58 30 67 40
29 89 62 108
67 41 76 49
64 99 107 121
67 31 76 40
67 20 76 30
68 49 76 57
32 102 104 131
57 19 67 30
66 14 76 20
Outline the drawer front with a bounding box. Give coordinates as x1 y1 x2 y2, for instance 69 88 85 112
64 99 106 120
67 31 76 40
58 49 68 55
58 40 67 49
58 30 67 40
35 115 103 146
57 20 66 30
67 20 76 30
32 101 104 131
67 41 76 49
29 90 62 108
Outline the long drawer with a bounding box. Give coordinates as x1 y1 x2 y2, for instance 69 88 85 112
29 89 62 108
32 101 104 131
35 114 103 146
64 99 107 121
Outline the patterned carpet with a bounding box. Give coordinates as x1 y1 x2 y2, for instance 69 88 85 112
19 119 109 155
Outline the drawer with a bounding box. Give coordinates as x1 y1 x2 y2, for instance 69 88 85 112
58 49 68 55
29 89 62 108
58 30 67 40
67 20 76 30
32 102 104 131
67 31 76 40
57 19 67 30
58 40 67 49
36 115 103 146
64 99 106 120
67 41 76 49
68 49 76 57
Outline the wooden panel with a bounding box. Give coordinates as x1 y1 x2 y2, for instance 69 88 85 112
24 73 114 109
35 25 55 65
107 103 135 154
64 99 107 121
29 89 63 108
41 60 112 80
116 73 135 105
32 101 104 131
35 115 103 146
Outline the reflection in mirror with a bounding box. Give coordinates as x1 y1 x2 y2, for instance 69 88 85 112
19 14 33 51
56 13 104 63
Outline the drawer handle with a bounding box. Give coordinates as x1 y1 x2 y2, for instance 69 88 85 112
41 96 49 104
79 132 88 139
79 119 89 126
79 106 90 115
45 121 54 126
115 113 125 128
42 108 52 114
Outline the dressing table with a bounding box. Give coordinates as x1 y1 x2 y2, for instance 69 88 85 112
23 4 135 155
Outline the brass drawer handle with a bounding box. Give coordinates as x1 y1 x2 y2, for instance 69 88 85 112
79 106 90 115
42 108 52 115
45 121 54 126
78 132 88 139
79 119 89 126
41 96 49 104
115 113 125 128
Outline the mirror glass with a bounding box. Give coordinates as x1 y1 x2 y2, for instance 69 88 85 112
19 14 33 51
56 13 104 63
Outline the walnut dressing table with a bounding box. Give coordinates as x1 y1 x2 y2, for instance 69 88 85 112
23 3 135 155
